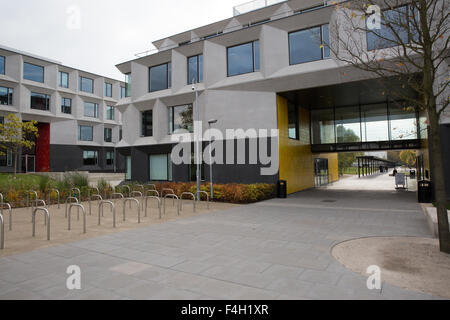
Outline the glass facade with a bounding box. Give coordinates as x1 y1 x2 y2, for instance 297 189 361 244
106 151 114 166
120 86 126 98
367 6 410 51
78 125 93 141
288 102 299 140
104 127 112 142
0 56 4 75
125 74 131 97
289 24 330 65
79 76 94 93
0 149 12 167
23 62 44 82
84 102 98 118
188 54 203 84
141 110 153 137
149 63 171 92
61 97 71 114
0 86 13 105
169 104 193 134
59 71 69 88
227 40 260 77
149 154 172 181
106 105 115 120
83 151 98 166
311 101 418 145
104 82 112 97
30 92 50 111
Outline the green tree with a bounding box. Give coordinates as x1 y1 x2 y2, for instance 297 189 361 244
0 113 39 177
400 150 417 167
329 0 450 253
336 126 363 175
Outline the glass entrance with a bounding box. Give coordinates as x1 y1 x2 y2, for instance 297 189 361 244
315 158 329 187
21 155 36 173
126 156 131 180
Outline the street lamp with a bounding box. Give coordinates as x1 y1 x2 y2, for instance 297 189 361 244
208 119 218 199
192 81 201 200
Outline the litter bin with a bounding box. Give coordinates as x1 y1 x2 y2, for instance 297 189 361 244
277 180 287 199
418 180 432 203
410 170 416 179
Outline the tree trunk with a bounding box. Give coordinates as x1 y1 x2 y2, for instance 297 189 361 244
428 104 450 253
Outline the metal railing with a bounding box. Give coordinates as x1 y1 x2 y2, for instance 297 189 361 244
0 211 4 249
88 187 103 216
0 193 12 231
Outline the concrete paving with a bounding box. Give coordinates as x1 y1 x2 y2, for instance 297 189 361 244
0 180 443 300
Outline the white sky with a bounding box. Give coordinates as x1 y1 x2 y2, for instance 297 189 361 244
0 0 244 81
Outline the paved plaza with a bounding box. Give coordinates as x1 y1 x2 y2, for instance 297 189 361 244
0 174 445 300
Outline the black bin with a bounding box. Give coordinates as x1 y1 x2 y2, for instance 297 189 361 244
277 180 287 199
418 180 432 203
410 170 416 179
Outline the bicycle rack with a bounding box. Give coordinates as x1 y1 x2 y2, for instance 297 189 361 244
121 185 131 197
180 192 196 212
0 211 4 249
146 184 157 191
98 200 116 227
0 193 12 231
145 196 162 219
112 192 124 204
48 189 60 209
27 190 38 207
65 197 79 218
68 203 86 234
130 191 143 211
71 188 81 217
134 185 145 193
164 194 180 216
88 187 103 216
32 200 48 225
32 207 50 241
123 198 141 223
197 191 210 209
146 189 160 198
162 188 176 206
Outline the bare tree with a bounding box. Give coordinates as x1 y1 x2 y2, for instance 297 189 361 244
328 0 449 252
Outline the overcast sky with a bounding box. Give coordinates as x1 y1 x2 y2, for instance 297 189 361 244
0 0 245 80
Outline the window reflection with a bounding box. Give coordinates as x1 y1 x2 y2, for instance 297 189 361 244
361 104 389 142
149 63 171 92
24 63 44 83
169 104 193 134
389 103 417 140
227 41 260 77
311 108 335 144
335 106 361 143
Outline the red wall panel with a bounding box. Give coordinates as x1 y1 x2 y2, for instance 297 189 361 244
36 123 50 172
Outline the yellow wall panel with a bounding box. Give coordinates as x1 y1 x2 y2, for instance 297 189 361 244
318 153 339 183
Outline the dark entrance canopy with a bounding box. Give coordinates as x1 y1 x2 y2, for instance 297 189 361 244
356 156 397 178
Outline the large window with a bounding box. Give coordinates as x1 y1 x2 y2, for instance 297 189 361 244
79 76 94 93
149 154 172 181
335 106 362 143
30 92 50 111
169 104 193 134
125 73 131 97
361 104 389 142
289 24 330 65
311 108 335 144
0 149 12 167
367 6 410 51
288 102 299 140
227 40 260 77
0 56 5 75
83 151 98 166
84 102 98 118
149 63 171 92
59 71 69 88
106 106 115 120
120 86 126 99
23 62 44 83
104 127 112 142
104 82 112 97
0 86 13 105
389 102 418 140
106 151 114 166
61 97 72 114
188 54 203 84
78 125 93 141
141 110 153 137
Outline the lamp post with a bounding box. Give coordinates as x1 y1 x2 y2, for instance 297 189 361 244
208 119 218 199
192 81 201 200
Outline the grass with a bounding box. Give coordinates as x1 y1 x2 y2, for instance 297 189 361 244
341 167 359 175
0 174 56 193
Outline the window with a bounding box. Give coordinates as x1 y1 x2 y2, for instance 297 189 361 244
79 76 94 93
61 97 72 114
104 82 112 97
104 127 112 142
106 151 114 166
190 153 206 182
188 54 203 84
227 41 260 77
0 86 13 105
125 73 131 97
30 92 50 111
106 106 115 120
149 62 171 92
169 104 193 134
84 102 98 118
367 6 410 51
119 128 123 141
289 24 330 65
23 62 44 82
120 86 126 98
78 125 93 141
0 56 4 75
141 110 153 137
59 71 69 88
288 102 299 140
149 154 172 181
0 149 12 167
83 151 98 166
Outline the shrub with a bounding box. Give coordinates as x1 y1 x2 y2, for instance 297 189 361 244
38 175 50 193
70 173 89 189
